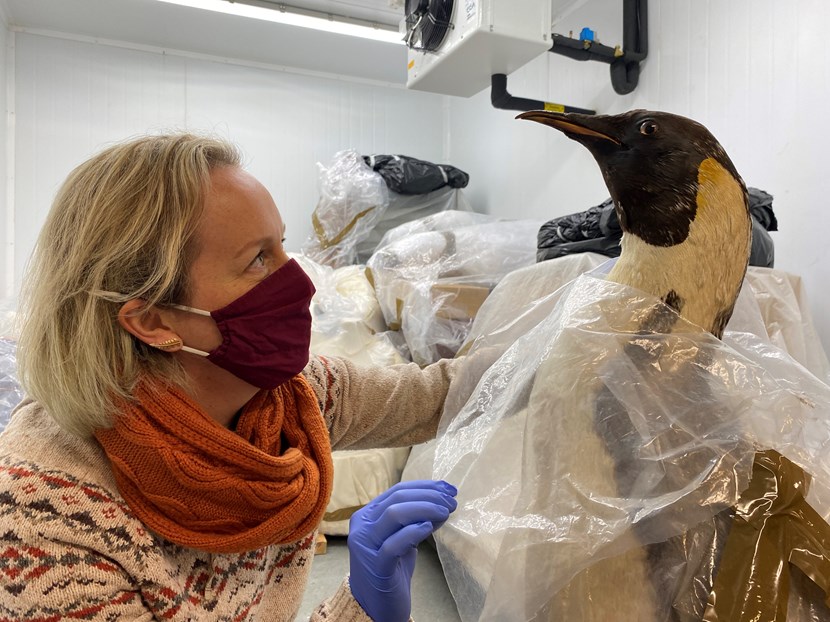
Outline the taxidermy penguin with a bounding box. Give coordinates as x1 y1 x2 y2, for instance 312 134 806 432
519 109 751 338
516 109 752 621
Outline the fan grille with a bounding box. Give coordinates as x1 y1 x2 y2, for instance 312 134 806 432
404 0 455 52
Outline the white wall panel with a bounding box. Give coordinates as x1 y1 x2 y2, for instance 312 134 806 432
448 0 830 349
0 20 9 300
7 31 445 297
184 61 445 249
13 34 188 298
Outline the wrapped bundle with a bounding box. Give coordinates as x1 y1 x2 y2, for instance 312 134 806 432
366 211 541 365
434 268 830 621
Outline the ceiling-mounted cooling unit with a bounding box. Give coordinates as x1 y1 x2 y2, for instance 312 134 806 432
403 0 552 97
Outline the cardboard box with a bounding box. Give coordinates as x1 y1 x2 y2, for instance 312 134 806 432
431 283 492 321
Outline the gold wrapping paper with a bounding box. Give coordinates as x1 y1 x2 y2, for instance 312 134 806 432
705 450 830 621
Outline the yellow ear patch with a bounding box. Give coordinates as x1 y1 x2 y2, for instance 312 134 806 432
696 157 744 216
693 157 748 256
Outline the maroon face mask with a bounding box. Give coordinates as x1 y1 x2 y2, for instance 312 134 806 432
174 258 316 389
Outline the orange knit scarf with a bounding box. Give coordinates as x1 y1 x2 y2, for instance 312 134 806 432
95 375 333 554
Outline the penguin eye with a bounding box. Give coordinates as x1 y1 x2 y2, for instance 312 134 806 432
639 120 658 136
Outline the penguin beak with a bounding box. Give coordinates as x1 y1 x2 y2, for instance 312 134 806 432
516 110 622 147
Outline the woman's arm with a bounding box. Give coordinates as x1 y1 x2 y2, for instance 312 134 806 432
310 578 373 621
303 354 462 450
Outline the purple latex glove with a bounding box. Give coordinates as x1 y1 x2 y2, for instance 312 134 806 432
347 479 458 622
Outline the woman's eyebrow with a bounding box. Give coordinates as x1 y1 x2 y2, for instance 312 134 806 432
233 237 271 260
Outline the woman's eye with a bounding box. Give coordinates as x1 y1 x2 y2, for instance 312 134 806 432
640 120 658 135
251 251 266 267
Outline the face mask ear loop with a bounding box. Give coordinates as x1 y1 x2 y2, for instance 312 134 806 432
169 304 214 357
180 345 211 357
171 304 212 317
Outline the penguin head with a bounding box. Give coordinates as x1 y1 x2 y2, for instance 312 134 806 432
519 109 753 337
517 109 747 248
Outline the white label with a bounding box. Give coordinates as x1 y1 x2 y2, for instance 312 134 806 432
465 0 476 21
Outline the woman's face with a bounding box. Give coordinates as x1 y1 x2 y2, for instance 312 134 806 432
173 165 291 354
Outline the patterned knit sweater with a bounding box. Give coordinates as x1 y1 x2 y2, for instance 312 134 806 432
0 354 458 621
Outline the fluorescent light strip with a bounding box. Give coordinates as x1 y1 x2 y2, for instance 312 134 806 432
154 0 403 44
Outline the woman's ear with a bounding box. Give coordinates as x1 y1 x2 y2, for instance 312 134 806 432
118 300 183 352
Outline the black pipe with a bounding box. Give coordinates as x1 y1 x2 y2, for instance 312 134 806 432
491 74 595 115
623 0 648 61
550 34 618 64
550 0 648 95
611 0 647 94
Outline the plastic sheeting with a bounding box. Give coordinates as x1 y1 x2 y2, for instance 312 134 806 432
302 150 474 268
468 257 830 384
302 150 390 268
294 254 408 367
366 211 542 365
404 256 830 621
742 269 830 383
0 339 22 431
0 300 16 341
355 187 473 264
0 301 21 430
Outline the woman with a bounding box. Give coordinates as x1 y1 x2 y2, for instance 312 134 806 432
0 134 461 620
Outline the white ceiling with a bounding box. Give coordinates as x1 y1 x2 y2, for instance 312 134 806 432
252 0 403 27
0 0 409 84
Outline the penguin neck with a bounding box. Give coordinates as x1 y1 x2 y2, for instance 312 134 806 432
606 158 751 338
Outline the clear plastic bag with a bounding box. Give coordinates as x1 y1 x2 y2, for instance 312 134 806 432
0 298 18 341
0 338 23 431
293 254 407 367
432 264 830 622
302 150 390 268
0 300 22 430
355 186 473 263
742 269 830 383
366 211 542 365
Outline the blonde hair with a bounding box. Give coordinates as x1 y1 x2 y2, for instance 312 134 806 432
17 134 242 437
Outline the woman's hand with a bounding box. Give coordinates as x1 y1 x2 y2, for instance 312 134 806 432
347 479 458 622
